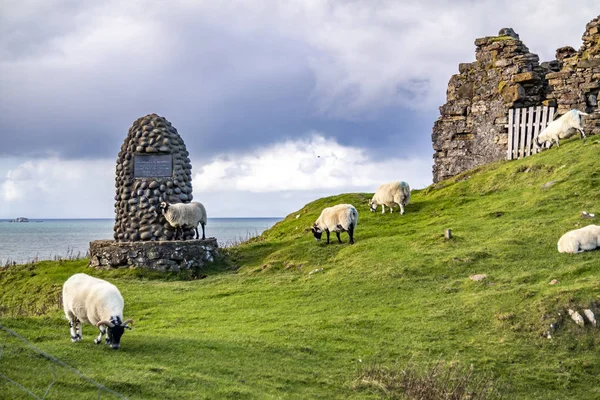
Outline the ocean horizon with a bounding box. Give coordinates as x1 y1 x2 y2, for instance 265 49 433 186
0 217 282 264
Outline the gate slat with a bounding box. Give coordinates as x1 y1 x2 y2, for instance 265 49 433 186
525 106 534 156
513 108 521 159
519 107 528 158
532 105 542 154
507 109 515 160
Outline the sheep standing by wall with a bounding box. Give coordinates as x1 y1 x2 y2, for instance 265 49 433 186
536 109 589 148
160 201 207 240
62 273 133 350
557 224 600 254
311 204 358 245
369 181 411 215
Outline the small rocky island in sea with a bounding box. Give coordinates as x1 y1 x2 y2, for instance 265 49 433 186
9 217 29 222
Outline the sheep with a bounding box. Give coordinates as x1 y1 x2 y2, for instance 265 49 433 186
557 224 600 254
311 204 358 245
369 181 411 215
536 109 589 148
160 201 207 240
62 273 133 350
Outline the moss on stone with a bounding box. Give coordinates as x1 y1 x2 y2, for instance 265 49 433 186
488 35 515 43
497 80 507 93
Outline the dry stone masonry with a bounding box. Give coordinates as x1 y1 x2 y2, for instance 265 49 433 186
432 16 600 183
89 113 220 273
545 17 600 132
89 238 218 272
114 113 194 242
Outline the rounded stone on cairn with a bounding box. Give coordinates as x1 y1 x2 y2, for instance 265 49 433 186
113 114 194 242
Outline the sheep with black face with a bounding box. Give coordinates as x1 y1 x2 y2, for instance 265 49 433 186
311 204 358 245
62 273 133 350
160 201 207 240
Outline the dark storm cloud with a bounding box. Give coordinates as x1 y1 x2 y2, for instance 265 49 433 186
0 0 444 163
1 0 598 162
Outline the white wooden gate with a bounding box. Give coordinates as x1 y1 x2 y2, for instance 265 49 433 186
507 105 555 160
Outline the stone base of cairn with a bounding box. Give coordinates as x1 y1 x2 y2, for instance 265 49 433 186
89 238 219 272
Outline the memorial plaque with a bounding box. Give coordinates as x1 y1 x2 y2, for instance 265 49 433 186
134 154 173 178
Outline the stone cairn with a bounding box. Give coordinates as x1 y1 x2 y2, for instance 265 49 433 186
89 114 219 272
432 16 600 183
114 113 194 242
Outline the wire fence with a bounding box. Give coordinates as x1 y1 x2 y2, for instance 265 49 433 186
0 324 128 399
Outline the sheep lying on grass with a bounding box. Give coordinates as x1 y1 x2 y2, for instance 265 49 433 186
557 224 600 254
536 109 589 148
63 273 133 350
369 181 411 215
160 201 207 240
312 204 358 245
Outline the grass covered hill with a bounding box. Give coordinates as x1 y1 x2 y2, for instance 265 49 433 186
1 138 600 399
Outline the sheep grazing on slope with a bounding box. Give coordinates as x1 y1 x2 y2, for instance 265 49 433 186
369 181 411 215
160 201 207 240
312 204 358 245
536 109 589 148
62 273 133 350
557 224 600 254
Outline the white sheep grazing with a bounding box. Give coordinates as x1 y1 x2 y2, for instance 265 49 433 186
557 224 600 254
62 273 133 350
369 181 411 215
160 201 207 240
311 204 358 245
536 109 589 148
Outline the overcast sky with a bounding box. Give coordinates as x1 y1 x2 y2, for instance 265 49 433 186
1 1 598 218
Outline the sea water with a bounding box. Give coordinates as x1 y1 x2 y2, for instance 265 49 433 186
0 218 281 264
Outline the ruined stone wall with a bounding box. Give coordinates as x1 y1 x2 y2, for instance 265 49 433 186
432 16 600 183
545 17 600 136
432 28 547 183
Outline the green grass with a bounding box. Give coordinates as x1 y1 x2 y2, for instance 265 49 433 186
1 137 600 399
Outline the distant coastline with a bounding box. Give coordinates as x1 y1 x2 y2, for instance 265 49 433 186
8 217 29 223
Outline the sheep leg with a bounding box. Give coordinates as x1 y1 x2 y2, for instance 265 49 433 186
68 314 81 342
325 230 330 244
336 231 342 243
201 223 206 240
348 225 355 245
381 205 385 214
194 227 199 240
400 203 405 215
75 319 82 340
94 326 107 344
577 128 587 143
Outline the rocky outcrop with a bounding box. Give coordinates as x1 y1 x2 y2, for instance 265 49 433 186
9 217 29 222
432 16 600 183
